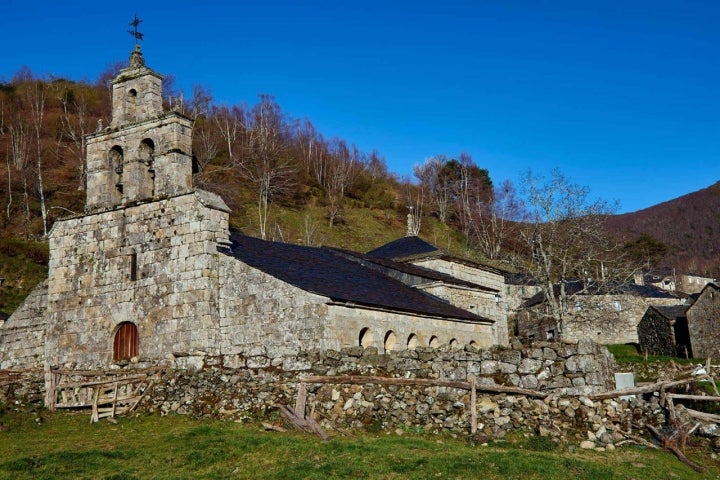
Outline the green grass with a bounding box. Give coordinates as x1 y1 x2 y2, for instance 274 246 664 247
0 238 48 314
607 344 697 365
0 412 717 479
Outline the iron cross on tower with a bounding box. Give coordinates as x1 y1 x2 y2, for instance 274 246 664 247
128 15 144 45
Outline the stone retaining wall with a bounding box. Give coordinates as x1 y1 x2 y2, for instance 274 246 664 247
0 341 672 448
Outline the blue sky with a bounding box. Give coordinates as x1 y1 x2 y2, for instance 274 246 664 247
2 0 718 213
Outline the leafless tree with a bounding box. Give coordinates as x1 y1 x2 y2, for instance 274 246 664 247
58 84 92 190
323 139 364 227
518 169 636 337
414 155 452 223
214 104 245 166
401 177 423 236
8 121 30 235
25 78 49 237
466 179 525 261
240 95 296 239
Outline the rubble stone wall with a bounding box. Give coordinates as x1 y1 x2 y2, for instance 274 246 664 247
0 341 683 446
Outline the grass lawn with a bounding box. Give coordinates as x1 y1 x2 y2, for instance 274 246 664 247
0 411 718 479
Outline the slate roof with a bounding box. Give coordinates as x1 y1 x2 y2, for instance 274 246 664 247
225 233 491 323
649 304 689 321
366 235 439 260
523 280 680 308
367 235 506 275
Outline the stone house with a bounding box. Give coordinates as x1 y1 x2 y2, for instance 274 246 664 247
638 267 716 295
684 283 720 359
0 47 506 370
637 305 691 357
516 282 683 345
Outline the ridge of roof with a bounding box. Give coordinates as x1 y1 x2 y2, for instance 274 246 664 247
330 247 498 293
367 236 508 275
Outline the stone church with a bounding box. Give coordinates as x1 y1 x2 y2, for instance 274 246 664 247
0 47 507 370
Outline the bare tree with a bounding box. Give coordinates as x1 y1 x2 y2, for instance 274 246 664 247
214 105 245 166
466 179 524 261
414 155 452 223
25 78 49 237
518 169 635 337
241 95 296 239
323 139 364 227
8 121 30 236
58 84 92 190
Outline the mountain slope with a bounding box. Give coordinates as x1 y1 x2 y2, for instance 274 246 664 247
607 181 720 275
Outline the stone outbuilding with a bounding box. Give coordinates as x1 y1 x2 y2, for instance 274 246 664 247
0 47 506 370
516 282 683 346
637 305 691 358
684 283 720 359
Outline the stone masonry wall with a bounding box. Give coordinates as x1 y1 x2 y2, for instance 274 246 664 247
1 341 682 448
686 285 720 359
519 295 683 346
143 339 621 441
45 191 229 368
637 309 677 357
0 281 48 369
563 295 682 345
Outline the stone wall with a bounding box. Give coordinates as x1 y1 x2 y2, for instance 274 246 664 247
518 294 683 345
412 258 509 347
45 191 230 368
143 339 621 441
686 284 720 359
637 307 678 357
0 281 48 369
0 341 685 448
127 342 670 446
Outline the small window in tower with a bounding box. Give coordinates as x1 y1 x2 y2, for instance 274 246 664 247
129 88 137 98
130 251 138 281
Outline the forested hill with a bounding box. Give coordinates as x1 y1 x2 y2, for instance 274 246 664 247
0 70 489 312
1 69 719 314
607 181 720 275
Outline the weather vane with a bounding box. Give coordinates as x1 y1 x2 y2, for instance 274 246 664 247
128 14 144 45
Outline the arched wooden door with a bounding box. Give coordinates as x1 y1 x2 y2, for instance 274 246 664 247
113 322 139 361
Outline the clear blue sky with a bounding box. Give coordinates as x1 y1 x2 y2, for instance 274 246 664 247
2 0 718 213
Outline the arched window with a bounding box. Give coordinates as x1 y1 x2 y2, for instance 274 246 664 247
428 336 440 348
449 338 459 349
127 89 138 122
139 139 155 198
359 327 374 348
109 146 124 197
383 331 397 353
407 333 419 350
469 340 479 349
113 322 139 361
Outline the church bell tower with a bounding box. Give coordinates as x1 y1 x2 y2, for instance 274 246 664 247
85 45 194 211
